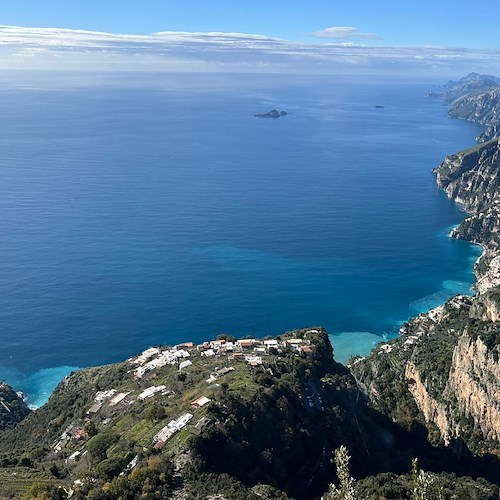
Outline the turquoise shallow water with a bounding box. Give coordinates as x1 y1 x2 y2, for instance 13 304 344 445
0 73 483 406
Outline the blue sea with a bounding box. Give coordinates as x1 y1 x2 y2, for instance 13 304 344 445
0 73 483 407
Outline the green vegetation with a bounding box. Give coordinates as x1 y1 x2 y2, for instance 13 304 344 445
0 383 31 432
322 446 356 500
324 448 500 500
0 328 368 498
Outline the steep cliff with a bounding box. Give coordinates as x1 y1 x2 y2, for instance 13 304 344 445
447 333 500 443
478 122 500 143
0 382 30 432
448 86 500 126
352 294 500 456
353 120 500 459
435 138 500 289
435 138 499 211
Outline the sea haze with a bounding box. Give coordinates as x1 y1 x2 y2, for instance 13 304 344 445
0 73 482 405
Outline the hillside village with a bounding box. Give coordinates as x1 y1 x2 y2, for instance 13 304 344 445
0 329 323 498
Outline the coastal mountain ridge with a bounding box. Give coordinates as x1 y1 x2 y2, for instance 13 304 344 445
351 83 500 492
426 72 500 103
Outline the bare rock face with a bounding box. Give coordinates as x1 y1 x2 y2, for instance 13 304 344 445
448 86 500 126
447 335 500 443
478 123 500 143
402 328 500 446
405 361 452 444
0 382 31 431
471 286 500 320
353 130 500 455
435 138 500 212
435 138 500 290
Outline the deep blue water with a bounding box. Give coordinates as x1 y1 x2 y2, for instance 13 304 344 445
0 73 483 406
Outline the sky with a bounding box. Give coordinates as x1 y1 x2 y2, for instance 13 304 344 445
0 0 499 77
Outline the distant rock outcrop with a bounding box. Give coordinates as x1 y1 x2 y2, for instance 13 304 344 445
254 109 288 118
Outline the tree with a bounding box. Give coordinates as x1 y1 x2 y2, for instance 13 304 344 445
322 446 356 500
84 421 98 437
86 432 118 463
217 334 237 343
23 482 67 499
411 458 433 500
144 405 166 422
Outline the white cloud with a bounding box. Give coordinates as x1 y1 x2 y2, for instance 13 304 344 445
0 24 499 77
312 26 382 40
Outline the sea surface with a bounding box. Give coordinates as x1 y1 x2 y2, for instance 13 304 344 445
0 73 483 406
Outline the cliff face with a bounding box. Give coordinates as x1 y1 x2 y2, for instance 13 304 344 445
445 80 500 142
478 122 500 143
435 138 499 212
448 86 500 126
435 138 500 298
352 294 500 455
353 118 500 457
447 334 500 443
0 382 30 432
404 360 452 443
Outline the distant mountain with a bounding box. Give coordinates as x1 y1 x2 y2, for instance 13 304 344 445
444 72 500 91
426 72 500 103
443 73 500 102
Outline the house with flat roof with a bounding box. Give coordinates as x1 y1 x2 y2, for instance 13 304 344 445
191 396 211 408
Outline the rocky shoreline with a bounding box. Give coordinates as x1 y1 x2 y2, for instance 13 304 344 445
351 73 500 461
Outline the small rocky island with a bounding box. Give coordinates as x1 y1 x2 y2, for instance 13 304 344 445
254 109 288 118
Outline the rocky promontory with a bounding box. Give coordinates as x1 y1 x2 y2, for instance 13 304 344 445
0 382 30 432
448 86 500 126
254 109 288 118
443 72 500 102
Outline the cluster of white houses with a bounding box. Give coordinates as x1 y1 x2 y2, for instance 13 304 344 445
153 412 193 448
131 347 191 379
127 335 314 383
195 336 313 358
153 395 213 448
56 332 317 462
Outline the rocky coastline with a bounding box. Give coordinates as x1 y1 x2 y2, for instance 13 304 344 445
352 73 500 465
